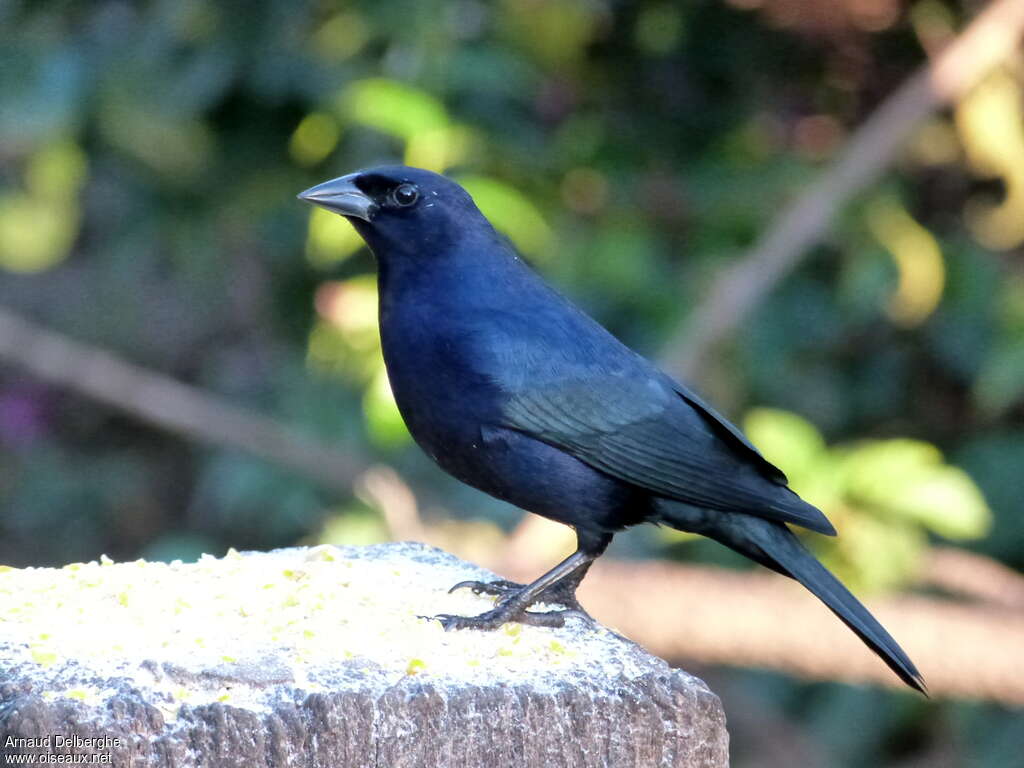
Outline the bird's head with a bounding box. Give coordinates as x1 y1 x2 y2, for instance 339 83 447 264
297 166 486 258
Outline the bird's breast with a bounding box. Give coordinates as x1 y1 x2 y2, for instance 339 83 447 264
378 296 502 463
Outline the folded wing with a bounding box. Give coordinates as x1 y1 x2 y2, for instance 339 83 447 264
501 369 836 535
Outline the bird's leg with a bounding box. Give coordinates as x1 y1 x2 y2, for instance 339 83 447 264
428 533 610 631
538 560 593 613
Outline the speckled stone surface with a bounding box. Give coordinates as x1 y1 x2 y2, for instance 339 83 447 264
0 542 728 767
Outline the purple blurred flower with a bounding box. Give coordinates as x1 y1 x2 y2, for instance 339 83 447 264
0 384 50 447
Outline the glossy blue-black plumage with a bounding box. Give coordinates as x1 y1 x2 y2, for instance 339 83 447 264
300 165 925 693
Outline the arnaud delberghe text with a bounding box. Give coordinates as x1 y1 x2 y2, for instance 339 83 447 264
4 735 125 750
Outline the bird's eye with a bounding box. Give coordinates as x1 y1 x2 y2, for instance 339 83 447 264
391 183 419 207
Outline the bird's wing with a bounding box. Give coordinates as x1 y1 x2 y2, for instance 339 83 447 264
668 379 787 484
500 369 835 535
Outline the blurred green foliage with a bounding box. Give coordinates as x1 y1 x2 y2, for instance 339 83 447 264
743 407 990 591
1 1 1023 765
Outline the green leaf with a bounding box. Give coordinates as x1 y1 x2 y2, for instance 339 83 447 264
0 193 80 273
818 515 924 593
743 408 827 483
305 207 364 268
26 139 88 201
363 367 411 449
341 79 448 141
839 439 991 540
457 175 551 256
290 112 341 167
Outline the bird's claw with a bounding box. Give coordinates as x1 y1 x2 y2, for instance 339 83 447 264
429 574 596 631
443 575 594 619
422 606 592 632
447 579 524 597
423 609 509 631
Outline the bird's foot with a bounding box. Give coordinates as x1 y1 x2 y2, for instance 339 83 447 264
447 578 588 614
426 605 585 631
425 577 593 631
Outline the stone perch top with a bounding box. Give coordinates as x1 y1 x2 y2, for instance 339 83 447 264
0 542 728 767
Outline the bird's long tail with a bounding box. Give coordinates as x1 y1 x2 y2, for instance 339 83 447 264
658 502 926 693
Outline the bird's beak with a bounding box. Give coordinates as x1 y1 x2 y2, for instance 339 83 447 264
297 174 378 222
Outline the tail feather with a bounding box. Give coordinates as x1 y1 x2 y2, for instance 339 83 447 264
658 501 926 693
760 525 926 694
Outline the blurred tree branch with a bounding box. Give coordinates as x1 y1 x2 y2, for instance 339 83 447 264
661 0 1024 379
922 545 1024 610
0 306 364 495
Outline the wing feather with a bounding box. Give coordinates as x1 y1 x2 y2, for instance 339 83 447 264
502 371 835 535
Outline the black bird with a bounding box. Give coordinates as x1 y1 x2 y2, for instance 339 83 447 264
298 166 925 693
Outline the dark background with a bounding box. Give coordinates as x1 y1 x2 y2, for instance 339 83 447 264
1 1 1022 765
